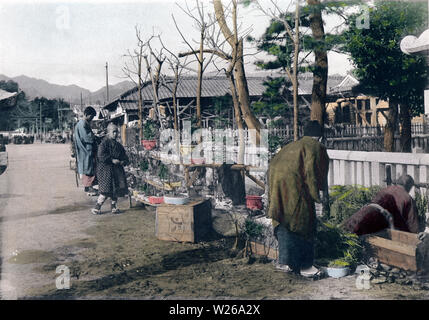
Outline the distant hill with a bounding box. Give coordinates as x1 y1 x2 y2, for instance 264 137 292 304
0 74 134 105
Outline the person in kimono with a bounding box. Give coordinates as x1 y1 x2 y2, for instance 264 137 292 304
91 123 129 215
74 106 98 196
343 174 421 236
267 120 330 277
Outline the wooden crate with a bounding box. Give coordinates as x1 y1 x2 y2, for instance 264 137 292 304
250 241 278 260
362 229 429 272
155 198 212 243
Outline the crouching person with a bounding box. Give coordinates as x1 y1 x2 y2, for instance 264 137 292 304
92 123 129 215
343 174 422 236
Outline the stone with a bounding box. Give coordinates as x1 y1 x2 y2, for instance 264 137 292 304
370 270 380 277
372 276 387 284
387 276 395 283
390 268 400 274
397 279 412 286
380 263 392 271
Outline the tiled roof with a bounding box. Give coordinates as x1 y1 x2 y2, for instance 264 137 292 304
105 74 350 111
0 89 17 102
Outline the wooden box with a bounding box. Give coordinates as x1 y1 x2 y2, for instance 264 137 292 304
250 241 278 260
155 198 212 243
362 229 429 272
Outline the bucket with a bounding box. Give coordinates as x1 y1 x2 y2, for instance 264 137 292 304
246 195 263 210
191 157 205 165
142 140 157 150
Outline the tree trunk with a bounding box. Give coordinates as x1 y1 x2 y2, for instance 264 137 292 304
308 0 328 128
293 0 300 141
399 104 412 153
233 41 261 143
227 69 245 164
196 30 204 129
213 0 261 144
384 100 398 152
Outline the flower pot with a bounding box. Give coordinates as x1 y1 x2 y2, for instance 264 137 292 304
164 195 189 205
246 195 263 210
326 266 350 278
191 157 205 165
142 140 157 150
148 196 164 204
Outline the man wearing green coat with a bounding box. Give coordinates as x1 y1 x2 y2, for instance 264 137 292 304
267 121 329 276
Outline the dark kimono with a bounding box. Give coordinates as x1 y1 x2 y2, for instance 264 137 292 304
343 185 420 235
96 137 129 197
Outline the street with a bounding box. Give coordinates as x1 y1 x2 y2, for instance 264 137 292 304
0 142 98 298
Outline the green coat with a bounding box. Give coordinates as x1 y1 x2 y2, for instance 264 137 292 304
267 136 330 240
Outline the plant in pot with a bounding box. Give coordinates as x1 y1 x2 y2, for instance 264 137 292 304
142 120 157 150
315 221 363 278
139 159 149 178
159 163 189 205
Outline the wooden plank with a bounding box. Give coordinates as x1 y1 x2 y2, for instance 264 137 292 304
245 170 265 190
365 236 416 257
368 245 417 271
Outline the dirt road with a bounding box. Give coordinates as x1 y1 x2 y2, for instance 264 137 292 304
0 143 428 300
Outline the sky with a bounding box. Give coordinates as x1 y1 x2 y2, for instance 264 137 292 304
0 0 354 92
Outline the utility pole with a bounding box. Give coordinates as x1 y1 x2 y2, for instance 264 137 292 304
105 62 109 103
39 101 42 140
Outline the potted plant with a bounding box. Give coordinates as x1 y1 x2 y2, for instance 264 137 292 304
142 120 157 150
158 163 189 205
139 159 149 177
315 221 363 278
246 195 263 210
326 259 351 278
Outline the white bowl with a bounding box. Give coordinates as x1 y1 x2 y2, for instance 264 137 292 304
326 266 350 278
164 195 189 205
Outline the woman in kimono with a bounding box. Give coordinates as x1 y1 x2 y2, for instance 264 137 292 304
91 123 129 215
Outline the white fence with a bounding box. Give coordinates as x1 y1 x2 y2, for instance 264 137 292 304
327 150 429 194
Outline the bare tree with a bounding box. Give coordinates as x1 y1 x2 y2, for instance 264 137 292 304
142 35 166 130
173 0 219 129
122 25 148 140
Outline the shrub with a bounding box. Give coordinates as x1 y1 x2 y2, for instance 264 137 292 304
327 185 382 226
414 190 428 232
315 221 363 268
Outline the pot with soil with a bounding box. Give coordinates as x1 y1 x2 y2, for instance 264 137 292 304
142 120 157 150
246 195 263 210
